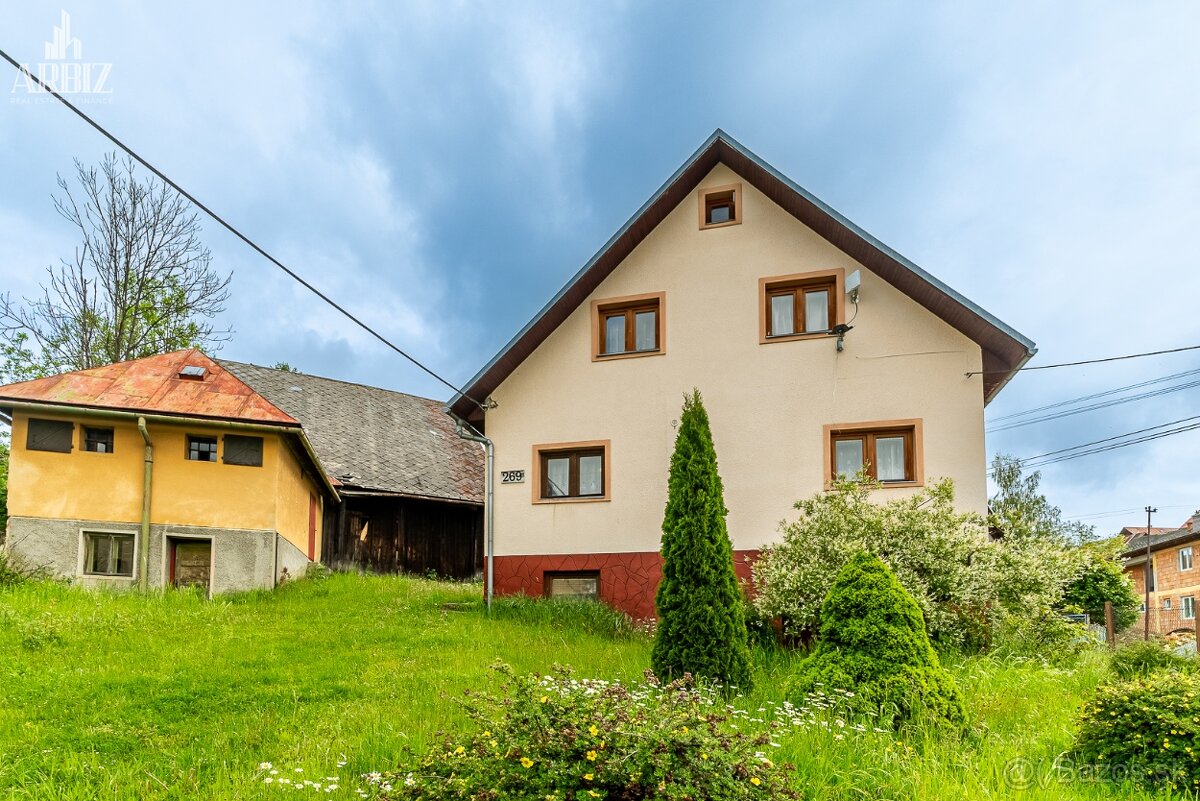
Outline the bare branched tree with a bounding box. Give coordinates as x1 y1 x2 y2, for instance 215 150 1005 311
0 153 231 381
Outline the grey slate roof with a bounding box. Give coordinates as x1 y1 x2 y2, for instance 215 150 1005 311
219 360 483 505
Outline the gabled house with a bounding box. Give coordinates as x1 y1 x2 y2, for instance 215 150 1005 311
447 130 1036 619
0 350 334 593
0 351 484 593
1122 511 1200 634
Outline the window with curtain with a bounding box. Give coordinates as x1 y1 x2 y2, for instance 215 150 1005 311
830 425 917 483
595 295 663 357
763 277 837 338
1180 546 1194 571
538 446 606 499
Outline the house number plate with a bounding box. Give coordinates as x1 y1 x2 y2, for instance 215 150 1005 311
501 470 526 484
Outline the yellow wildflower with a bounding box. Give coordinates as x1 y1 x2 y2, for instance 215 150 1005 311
520 757 534 769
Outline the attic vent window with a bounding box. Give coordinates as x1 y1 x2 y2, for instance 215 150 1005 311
699 183 742 229
179 365 207 380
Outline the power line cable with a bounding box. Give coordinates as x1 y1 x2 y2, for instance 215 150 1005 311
1018 413 1200 464
967 343 1200 377
1019 416 1200 468
989 366 1200 423
0 48 487 411
988 375 1200 432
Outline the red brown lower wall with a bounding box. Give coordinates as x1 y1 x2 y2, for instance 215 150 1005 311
490 550 760 620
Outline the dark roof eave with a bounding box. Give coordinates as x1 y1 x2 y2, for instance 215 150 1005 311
0 396 303 428
447 129 1035 418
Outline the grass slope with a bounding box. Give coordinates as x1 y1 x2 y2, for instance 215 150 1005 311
0 574 1179 800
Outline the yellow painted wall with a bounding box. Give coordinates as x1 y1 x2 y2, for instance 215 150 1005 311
274 438 323 558
8 411 321 542
485 163 990 557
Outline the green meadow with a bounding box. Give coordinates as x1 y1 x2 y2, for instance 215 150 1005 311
0 574 1179 800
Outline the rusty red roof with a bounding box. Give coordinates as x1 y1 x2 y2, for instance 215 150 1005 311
0 349 299 426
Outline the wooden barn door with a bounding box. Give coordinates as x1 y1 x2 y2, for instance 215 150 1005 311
170 539 212 591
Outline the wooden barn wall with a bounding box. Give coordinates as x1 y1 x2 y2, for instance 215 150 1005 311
322 496 483 579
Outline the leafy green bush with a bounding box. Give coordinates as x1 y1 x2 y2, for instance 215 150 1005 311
1075 672 1200 792
372 662 801 800
789 552 966 729
1110 641 1197 680
1060 538 1141 631
652 389 752 690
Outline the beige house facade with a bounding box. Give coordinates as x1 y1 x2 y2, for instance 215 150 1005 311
448 131 1035 618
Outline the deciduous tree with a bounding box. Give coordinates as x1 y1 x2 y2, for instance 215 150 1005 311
0 153 230 382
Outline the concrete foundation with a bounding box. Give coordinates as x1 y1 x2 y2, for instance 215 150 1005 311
3 515 312 594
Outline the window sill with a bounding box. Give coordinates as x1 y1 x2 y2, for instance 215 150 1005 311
593 348 664 363
826 479 923 491
533 496 611 505
700 219 742 231
762 331 837 345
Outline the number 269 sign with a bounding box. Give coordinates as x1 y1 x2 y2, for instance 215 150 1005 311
501 470 525 484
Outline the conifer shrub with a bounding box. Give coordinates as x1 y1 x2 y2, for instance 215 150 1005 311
788 552 966 728
1075 672 1200 792
652 390 752 691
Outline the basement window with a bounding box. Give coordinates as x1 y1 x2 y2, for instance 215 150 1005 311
26 418 74 453
223 435 264 467
699 183 741 229
545 571 600 601
84 532 134 577
187 435 218 462
84 427 115 454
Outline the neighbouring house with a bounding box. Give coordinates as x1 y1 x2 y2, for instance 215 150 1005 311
446 129 1036 619
0 350 483 593
1122 511 1200 635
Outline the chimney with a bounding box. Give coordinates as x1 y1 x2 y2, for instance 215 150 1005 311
1191 510 1200 535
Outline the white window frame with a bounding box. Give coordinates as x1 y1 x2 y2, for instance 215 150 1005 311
1179 546 1194 571
1183 596 1196 621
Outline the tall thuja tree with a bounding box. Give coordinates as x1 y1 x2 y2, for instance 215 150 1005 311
651 390 752 690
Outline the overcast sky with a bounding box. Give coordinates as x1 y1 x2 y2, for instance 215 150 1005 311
2 2 1197 533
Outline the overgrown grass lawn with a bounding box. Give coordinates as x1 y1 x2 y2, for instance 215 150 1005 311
0 575 1176 799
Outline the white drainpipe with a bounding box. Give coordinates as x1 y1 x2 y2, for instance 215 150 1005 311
451 414 494 613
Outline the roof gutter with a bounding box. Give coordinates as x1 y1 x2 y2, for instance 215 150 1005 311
0 399 340 502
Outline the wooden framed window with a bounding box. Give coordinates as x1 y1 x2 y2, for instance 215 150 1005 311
698 182 742 229
26 418 73 453
1180 546 1194 571
84 426 114 454
84 532 135 577
532 440 611 503
824 420 923 487
760 269 845 343
590 292 666 361
545 571 600 601
223 434 264 467
187 435 218 462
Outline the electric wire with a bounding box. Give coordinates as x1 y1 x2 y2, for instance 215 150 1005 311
967 343 1200 377
0 47 487 411
1018 415 1200 468
987 375 1200 432
989 366 1200 423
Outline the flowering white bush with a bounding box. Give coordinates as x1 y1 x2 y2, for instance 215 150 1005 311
752 476 1084 652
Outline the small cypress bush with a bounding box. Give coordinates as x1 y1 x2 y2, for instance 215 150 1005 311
789 551 965 728
1075 672 1200 792
651 389 752 691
